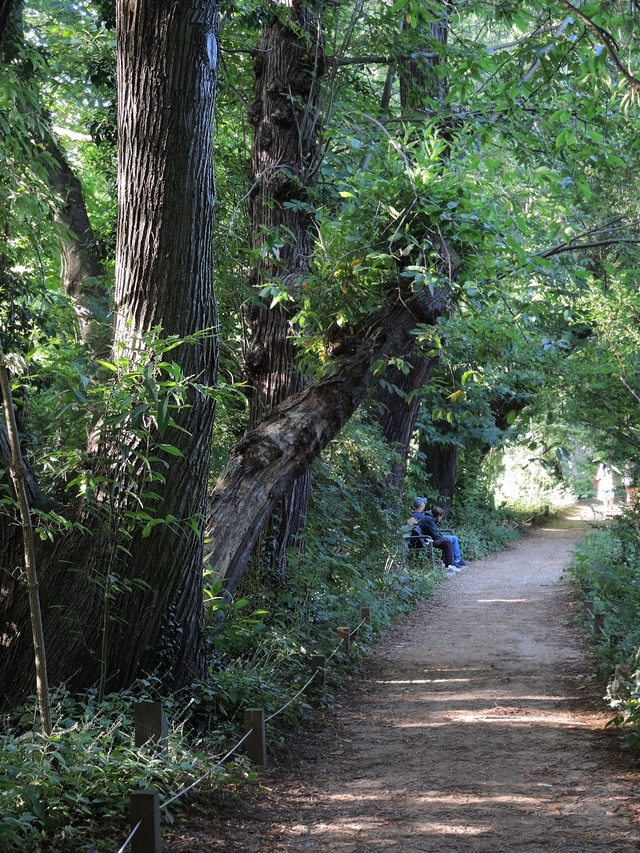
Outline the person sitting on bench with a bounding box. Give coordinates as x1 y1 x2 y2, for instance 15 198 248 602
408 501 467 570
407 496 428 549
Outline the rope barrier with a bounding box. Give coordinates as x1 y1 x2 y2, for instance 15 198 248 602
160 729 253 810
350 617 367 635
116 611 370 849
266 613 370 721
325 637 344 663
116 820 141 853
265 670 318 723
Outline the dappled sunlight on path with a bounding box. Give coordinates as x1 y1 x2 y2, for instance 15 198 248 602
168 504 640 852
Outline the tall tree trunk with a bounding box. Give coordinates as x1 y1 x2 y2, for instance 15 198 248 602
418 431 458 511
242 0 324 581
0 0 219 711
0 0 12 46
399 3 450 113
374 354 440 489
371 1 452 493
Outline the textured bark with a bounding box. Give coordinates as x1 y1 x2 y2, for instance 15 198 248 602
243 1 324 579
0 0 219 710
373 354 440 489
244 0 323 420
46 141 111 356
207 272 455 597
418 432 458 511
0 0 12 46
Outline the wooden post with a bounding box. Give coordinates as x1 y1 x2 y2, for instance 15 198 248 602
360 607 371 624
130 790 161 853
134 702 168 753
583 600 594 620
310 654 326 687
594 613 605 636
0 358 52 737
244 708 267 767
337 626 351 653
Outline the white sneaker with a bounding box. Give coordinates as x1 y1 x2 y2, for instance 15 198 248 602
446 565 462 573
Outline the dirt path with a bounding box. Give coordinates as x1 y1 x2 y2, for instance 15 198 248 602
169 504 640 852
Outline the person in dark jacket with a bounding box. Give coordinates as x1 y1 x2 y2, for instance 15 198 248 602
429 506 468 568
408 502 467 570
408 500 457 570
407 497 430 551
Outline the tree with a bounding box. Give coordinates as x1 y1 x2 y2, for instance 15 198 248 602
207 249 456 596
0 0 219 709
0 0 12 44
241 0 325 582
370 0 452 492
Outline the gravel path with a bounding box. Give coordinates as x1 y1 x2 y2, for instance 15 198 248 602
168 503 640 852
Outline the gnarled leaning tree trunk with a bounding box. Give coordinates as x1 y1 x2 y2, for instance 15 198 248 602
0 0 219 711
207 262 457 598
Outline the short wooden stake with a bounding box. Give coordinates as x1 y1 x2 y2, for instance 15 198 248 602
310 654 325 687
244 708 267 767
134 702 168 753
130 790 161 853
583 600 594 620
337 626 351 653
594 613 605 636
360 607 371 624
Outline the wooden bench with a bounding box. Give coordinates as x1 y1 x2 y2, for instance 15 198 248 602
402 531 439 569
402 526 456 570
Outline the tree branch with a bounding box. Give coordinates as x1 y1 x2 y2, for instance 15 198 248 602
326 53 437 66
620 375 640 407
556 0 640 93
537 237 640 259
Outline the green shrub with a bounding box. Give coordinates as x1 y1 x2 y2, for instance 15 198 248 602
566 514 640 747
0 688 250 851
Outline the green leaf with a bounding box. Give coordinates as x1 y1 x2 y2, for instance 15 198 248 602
158 443 183 457
157 395 170 437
